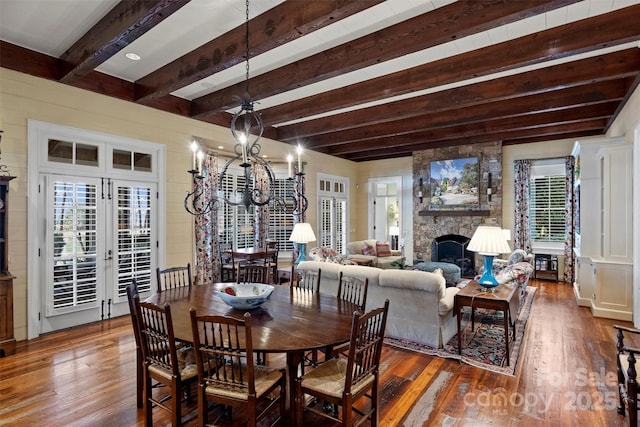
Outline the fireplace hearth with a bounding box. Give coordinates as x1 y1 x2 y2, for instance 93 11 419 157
431 234 475 277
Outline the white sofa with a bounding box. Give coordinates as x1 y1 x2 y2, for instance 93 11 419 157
297 260 460 348
345 239 403 269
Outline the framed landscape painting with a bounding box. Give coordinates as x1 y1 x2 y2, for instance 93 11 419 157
429 157 479 208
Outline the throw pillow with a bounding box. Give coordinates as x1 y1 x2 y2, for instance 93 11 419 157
507 249 527 265
376 242 392 257
362 243 375 255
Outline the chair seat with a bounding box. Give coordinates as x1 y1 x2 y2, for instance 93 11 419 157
300 358 374 399
205 364 284 401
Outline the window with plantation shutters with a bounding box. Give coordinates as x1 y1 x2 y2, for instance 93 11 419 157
268 177 294 252
529 175 566 243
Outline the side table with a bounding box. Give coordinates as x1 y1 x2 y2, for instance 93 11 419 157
453 280 519 365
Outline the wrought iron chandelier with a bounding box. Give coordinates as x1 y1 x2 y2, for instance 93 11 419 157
184 0 307 217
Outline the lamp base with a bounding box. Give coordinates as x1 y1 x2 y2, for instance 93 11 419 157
477 254 499 291
294 243 307 265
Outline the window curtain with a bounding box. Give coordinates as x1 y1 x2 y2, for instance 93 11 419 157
253 162 270 248
513 159 532 253
292 171 307 262
564 156 575 283
193 148 220 285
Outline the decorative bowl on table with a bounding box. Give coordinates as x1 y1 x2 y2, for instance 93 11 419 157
217 284 275 310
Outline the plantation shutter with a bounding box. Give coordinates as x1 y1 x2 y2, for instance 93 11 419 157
529 175 565 242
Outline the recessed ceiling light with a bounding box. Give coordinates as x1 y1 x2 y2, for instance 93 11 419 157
125 52 141 61
218 145 224 150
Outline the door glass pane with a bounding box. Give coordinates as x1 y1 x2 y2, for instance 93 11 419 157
116 185 152 296
48 140 73 163
134 153 152 172
51 181 98 312
76 143 99 167
113 149 131 170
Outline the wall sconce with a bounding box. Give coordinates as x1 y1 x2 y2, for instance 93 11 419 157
416 177 425 204
487 172 492 202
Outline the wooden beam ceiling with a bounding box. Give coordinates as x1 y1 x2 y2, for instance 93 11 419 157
1 0 639 162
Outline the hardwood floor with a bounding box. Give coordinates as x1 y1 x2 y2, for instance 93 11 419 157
0 279 632 426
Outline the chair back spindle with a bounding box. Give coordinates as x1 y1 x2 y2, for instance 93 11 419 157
337 271 368 311
156 263 192 293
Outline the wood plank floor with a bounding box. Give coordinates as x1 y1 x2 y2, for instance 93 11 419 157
0 279 633 426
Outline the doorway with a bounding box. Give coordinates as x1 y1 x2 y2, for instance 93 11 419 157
368 176 402 249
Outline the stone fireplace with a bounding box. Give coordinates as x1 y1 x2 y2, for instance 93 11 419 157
431 234 475 277
412 141 503 272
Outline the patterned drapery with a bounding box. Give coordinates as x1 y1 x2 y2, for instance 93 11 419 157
513 159 532 253
564 156 575 283
292 172 307 262
253 162 270 248
193 148 220 285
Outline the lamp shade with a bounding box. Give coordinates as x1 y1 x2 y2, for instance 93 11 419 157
289 222 316 244
467 226 511 255
389 226 400 236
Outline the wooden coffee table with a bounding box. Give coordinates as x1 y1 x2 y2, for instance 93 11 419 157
349 257 373 266
453 280 520 365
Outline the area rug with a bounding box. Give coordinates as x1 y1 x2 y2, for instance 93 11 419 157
385 286 536 376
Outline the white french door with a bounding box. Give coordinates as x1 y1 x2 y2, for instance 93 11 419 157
41 175 156 333
28 120 165 337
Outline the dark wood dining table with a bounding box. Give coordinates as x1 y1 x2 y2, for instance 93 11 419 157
230 247 277 262
145 283 357 424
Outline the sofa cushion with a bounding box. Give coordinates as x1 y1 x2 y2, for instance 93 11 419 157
338 264 382 287
378 269 445 296
497 261 534 286
376 242 392 257
507 249 528 265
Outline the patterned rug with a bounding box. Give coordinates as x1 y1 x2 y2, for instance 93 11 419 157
385 286 536 376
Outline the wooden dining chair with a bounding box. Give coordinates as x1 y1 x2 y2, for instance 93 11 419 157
135 297 198 426
189 309 286 427
156 263 192 293
295 300 390 426
292 266 321 292
237 263 270 284
327 272 370 360
125 280 144 408
614 324 640 426
219 241 241 282
258 239 279 283
337 271 369 312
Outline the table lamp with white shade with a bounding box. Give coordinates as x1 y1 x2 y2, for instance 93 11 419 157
467 225 512 290
289 222 316 264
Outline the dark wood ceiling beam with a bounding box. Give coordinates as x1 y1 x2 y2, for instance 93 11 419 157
342 120 607 161
261 3 640 126
278 48 640 140
501 130 599 146
134 0 383 103
326 103 616 156
58 0 190 84
0 41 59 80
191 0 576 118
304 80 626 149
347 129 602 161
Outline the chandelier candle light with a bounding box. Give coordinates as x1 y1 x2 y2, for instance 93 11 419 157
184 0 307 216
467 225 512 291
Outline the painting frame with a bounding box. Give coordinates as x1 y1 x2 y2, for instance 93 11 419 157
429 156 480 209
